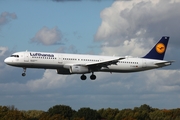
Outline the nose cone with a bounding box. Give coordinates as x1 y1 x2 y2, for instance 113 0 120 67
4 57 11 65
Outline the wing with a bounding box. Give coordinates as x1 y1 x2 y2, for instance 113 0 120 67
86 57 125 68
63 57 125 71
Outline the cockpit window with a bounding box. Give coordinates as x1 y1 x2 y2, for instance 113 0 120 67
10 55 19 58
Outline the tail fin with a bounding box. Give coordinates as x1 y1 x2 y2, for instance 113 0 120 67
143 36 169 60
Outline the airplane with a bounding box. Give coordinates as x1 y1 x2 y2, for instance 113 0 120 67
4 36 174 80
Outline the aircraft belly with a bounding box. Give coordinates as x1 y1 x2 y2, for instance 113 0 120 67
100 64 143 73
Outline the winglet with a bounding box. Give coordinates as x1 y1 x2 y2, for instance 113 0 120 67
143 36 169 60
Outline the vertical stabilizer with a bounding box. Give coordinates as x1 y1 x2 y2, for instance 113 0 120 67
143 36 169 60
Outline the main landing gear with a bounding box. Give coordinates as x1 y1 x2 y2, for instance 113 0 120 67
22 68 26 76
81 74 87 80
80 73 96 80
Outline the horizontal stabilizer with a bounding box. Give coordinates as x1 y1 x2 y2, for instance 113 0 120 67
155 61 175 66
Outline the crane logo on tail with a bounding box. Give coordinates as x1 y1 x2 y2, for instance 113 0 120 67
156 43 165 54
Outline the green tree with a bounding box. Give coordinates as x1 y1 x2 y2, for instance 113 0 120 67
75 107 100 120
172 108 180 119
39 112 51 120
49 114 68 120
149 109 165 120
138 104 153 113
117 109 134 120
0 106 9 118
2 109 27 120
98 108 119 120
22 110 44 120
48 105 74 120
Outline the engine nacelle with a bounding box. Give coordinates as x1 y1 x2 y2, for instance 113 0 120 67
69 65 89 74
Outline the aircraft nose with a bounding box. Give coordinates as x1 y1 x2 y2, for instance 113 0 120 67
4 57 11 64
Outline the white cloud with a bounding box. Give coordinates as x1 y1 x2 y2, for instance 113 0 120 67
100 38 152 56
170 0 180 3
0 12 17 26
145 70 180 93
0 47 10 72
97 69 180 93
31 26 62 45
0 47 8 56
26 70 68 92
95 0 180 56
55 45 78 54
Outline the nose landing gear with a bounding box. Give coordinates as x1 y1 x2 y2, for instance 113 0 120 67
22 68 26 76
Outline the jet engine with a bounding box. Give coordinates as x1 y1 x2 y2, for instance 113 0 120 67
69 65 89 74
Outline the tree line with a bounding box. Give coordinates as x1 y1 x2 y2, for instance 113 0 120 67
0 104 180 120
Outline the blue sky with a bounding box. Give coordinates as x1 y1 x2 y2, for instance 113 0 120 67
1 0 112 54
1 0 180 111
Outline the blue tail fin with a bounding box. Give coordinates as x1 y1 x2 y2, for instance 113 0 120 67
143 36 169 60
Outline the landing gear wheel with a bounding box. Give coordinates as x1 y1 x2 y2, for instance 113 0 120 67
22 73 26 76
22 67 26 77
90 74 96 80
81 74 87 80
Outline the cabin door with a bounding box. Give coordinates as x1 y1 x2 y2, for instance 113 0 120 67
24 52 29 62
58 55 63 64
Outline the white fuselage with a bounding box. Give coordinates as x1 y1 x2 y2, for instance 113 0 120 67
4 51 170 74
4 36 173 80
